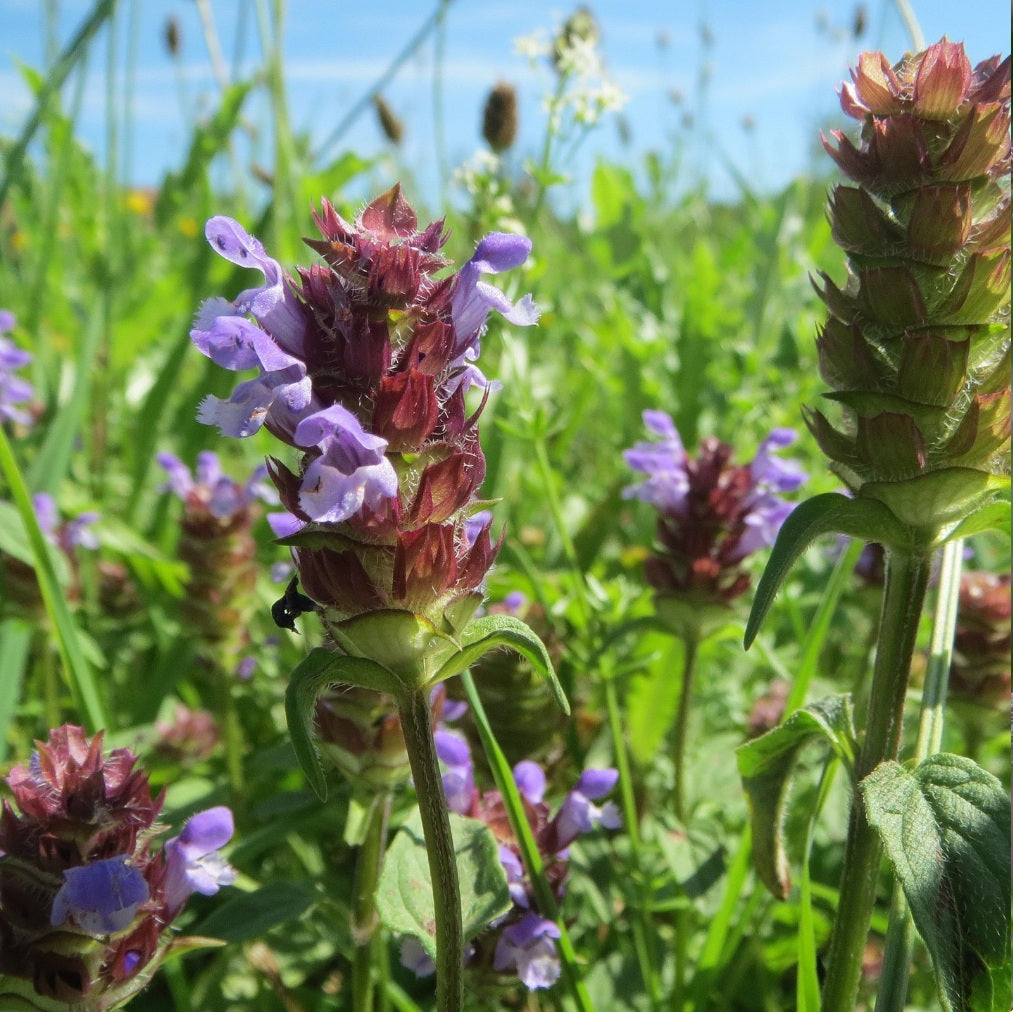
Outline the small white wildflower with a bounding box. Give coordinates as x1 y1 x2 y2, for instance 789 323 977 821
556 35 602 79
514 30 550 62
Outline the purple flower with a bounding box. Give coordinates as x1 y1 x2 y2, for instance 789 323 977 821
191 308 312 439
399 935 436 978
463 509 494 548
0 312 34 427
501 590 527 614
447 233 539 392
235 656 257 680
436 728 474 815
157 450 278 520
622 410 690 514
202 216 307 356
164 806 236 912
750 428 807 493
492 913 562 990
549 768 622 852
498 844 530 908
32 492 99 552
452 234 539 353
513 760 547 804
292 405 399 524
50 855 150 935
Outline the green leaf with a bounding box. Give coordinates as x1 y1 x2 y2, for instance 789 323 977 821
0 426 106 731
862 754 1011 1012
737 695 857 898
376 810 511 960
192 881 317 943
434 613 570 715
744 493 907 648
944 497 1011 542
155 82 252 225
0 501 70 583
285 648 399 800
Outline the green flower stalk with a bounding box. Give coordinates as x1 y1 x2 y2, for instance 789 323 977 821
749 40 1010 1011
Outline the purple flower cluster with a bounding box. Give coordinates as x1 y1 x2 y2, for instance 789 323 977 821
49 807 235 935
190 198 533 531
32 492 100 553
400 706 620 991
0 726 236 1005
0 311 34 427
623 410 807 604
189 187 537 626
158 449 277 522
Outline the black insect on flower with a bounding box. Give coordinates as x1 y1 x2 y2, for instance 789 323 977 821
272 575 317 632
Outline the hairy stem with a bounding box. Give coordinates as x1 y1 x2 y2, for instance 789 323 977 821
875 539 963 1012
821 548 932 1012
396 687 462 1012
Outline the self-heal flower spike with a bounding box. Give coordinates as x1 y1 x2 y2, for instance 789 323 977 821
623 412 807 633
191 188 558 1008
190 184 538 652
813 39 1010 540
158 449 277 521
157 450 273 685
0 726 235 1010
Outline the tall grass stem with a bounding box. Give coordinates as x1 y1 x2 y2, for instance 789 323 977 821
603 676 662 1009
352 791 393 1012
461 670 595 1012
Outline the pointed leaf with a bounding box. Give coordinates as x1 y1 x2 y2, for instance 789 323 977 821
376 810 511 959
434 614 570 715
862 754 1011 1012
192 881 317 943
737 695 857 898
285 648 399 800
745 493 908 648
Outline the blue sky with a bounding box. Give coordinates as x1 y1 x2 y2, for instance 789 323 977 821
1 1 1009 206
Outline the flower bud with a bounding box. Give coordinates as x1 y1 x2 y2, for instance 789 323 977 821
815 41 1010 540
482 82 518 152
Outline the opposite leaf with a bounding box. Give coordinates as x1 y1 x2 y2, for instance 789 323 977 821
862 753 1011 1012
376 810 512 960
285 648 400 800
436 613 570 715
744 493 908 648
737 694 857 898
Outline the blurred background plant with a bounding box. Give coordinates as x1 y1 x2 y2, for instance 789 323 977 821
0 1 1007 1008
